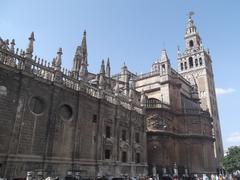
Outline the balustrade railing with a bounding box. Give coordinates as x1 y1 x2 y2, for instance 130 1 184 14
0 46 143 113
145 101 170 109
135 70 159 80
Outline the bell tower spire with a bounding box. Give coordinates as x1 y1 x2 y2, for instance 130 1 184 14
185 12 202 50
177 12 224 166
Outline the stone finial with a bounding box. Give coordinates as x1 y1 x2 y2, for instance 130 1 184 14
10 39 15 53
26 32 35 58
53 48 62 70
98 60 105 89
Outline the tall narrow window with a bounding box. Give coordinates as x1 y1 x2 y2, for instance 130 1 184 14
199 58 203 66
189 40 194 47
122 151 127 162
136 153 140 163
135 132 140 143
184 62 187 70
106 126 111 138
195 59 198 67
122 129 127 141
189 57 193 68
162 64 166 73
105 149 111 159
180 63 183 71
92 114 97 123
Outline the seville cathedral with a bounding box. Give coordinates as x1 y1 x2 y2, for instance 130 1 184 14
0 14 223 179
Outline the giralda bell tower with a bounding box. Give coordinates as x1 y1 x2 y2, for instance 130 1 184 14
177 12 224 167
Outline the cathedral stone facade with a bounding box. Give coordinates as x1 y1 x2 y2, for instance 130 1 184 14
0 14 222 178
0 32 147 178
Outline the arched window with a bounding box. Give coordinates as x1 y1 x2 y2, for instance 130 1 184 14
199 58 203 66
162 64 166 72
184 62 187 70
189 57 193 68
189 40 194 47
148 98 160 104
146 98 161 108
195 59 198 67
180 63 183 71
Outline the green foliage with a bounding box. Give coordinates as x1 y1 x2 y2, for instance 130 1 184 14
223 146 240 173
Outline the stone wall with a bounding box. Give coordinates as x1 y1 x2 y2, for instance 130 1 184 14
0 63 147 178
146 108 215 175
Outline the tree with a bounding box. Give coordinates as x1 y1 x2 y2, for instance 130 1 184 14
223 146 240 173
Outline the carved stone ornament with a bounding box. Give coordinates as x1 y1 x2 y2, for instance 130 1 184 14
147 114 168 130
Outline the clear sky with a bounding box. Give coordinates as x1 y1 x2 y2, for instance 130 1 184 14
1 0 239 149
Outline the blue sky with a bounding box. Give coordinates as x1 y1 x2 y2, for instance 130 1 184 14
1 0 239 149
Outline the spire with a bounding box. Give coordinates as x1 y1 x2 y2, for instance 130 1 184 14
186 11 196 34
73 31 88 79
26 32 35 58
100 59 105 75
105 58 111 89
81 30 87 59
160 49 170 63
98 60 105 89
106 58 110 78
72 46 81 78
185 12 202 49
80 30 88 75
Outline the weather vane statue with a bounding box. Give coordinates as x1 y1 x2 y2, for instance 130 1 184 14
188 11 194 19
